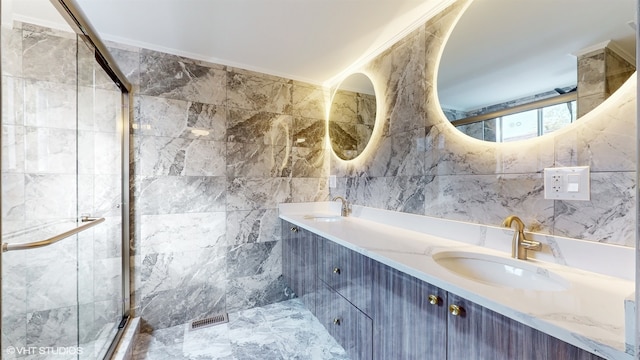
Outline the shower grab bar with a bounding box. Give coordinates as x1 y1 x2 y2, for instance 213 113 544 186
1 216 105 252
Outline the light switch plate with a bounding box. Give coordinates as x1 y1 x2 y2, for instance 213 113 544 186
543 166 590 201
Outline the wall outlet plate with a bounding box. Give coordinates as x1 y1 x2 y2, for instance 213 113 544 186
543 166 590 201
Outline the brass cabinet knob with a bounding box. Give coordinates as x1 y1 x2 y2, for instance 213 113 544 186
449 304 464 316
427 294 440 305
333 267 341 274
333 318 341 325
290 227 298 233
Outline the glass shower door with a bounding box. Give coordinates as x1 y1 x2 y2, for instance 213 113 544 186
1 1 128 358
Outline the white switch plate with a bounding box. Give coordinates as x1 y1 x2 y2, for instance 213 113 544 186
329 175 337 188
543 166 590 201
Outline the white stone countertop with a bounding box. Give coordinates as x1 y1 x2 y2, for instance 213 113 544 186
279 202 635 360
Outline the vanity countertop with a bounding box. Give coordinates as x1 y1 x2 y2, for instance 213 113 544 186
279 202 635 360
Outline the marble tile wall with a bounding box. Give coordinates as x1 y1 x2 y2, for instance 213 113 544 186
2 21 125 359
106 43 330 330
331 0 637 247
329 89 376 159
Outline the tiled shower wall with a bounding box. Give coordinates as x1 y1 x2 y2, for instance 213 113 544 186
107 45 330 329
331 0 636 246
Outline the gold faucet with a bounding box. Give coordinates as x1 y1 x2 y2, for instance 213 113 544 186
332 196 350 217
502 215 541 260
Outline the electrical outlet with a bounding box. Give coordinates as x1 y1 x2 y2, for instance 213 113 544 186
543 166 590 201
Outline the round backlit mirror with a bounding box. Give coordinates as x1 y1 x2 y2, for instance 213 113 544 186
329 73 377 160
437 0 636 142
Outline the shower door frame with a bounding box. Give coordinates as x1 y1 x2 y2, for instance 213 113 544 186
0 0 132 358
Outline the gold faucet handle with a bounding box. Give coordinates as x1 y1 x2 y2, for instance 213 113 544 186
521 239 542 251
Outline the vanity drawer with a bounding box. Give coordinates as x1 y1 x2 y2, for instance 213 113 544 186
316 281 373 360
282 221 317 314
318 237 372 313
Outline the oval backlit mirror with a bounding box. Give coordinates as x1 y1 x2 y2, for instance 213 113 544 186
329 73 377 160
437 0 636 142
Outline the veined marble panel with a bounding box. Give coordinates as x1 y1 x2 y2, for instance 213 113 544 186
226 108 292 145
424 174 555 233
139 212 226 255
26 306 78 348
226 241 278 278
132 175 226 215
1 313 27 360
22 29 76 85
25 251 78 311
292 81 327 119
24 174 76 220
92 174 122 218
92 216 123 260
2 76 25 125
2 26 23 77
78 86 122 133
106 45 141 86
226 177 292 211
23 80 76 130
138 282 226 330
226 142 290 178
552 171 635 245
135 95 226 140
342 176 431 214
290 178 330 203
227 70 292 113
225 272 288 314
1 173 25 221
92 257 122 302
139 49 226 105
293 117 326 149
226 209 281 245
291 146 328 178
2 125 25 173
554 86 636 172
94 131 122 176
2 249 27 315
134 135 225 177
25 127 76 174
366 128 426 177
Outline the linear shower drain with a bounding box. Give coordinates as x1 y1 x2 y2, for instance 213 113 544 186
190 313 229 330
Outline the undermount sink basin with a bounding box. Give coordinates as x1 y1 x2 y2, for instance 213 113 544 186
303 214 343 222
433 251 569 292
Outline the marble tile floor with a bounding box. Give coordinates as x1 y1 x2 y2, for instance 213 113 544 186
132 299 349 360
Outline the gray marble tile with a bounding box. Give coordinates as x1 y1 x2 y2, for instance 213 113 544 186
226 142 290 178
552 171 635 245
107 46 141 86
1 313 27 360
225 274 288 314
226 177 292 211
138 282 226 330
226 241 278 278
291 82 327 120
2 76 25 125
78 86 122 133
2 26 23 77
290 178 330 203
24 127 76 174
226 209 281 245
365 128 426 177
139 212 226 255
22 29 76 85
23 80 76 130
292 117 326 150
340 175 431 214
133 175 226 215
24 174 76 220
134 135 226 177
227 71 292 113
26 306 78 348
135 95 226 140
226 109 292 146
2 125 25 173
140 49 226 105
1 173 25 221
291 146 328 178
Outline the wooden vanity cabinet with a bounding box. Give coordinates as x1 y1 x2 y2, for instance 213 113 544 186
372 263 447 360
281 220 605 360
282 223 317 314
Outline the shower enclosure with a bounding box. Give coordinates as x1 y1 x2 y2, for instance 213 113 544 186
1 0 131 358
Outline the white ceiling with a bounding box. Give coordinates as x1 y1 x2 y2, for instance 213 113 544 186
8 0 454 86
7 0 637 106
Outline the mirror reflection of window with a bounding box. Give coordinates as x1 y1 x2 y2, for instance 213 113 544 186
456 101 577 143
